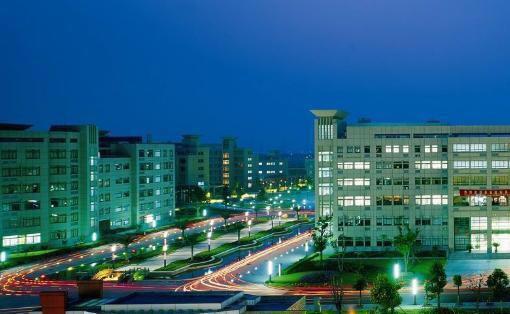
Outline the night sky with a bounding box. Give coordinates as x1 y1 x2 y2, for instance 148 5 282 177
2 1 510 152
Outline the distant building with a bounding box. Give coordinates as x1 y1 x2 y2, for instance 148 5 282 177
221 137 255 193
256 150 288 181
304 155 314 181
0 123 175 251
175 135 210 204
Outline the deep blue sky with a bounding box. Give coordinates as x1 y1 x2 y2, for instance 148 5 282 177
2 1 510 152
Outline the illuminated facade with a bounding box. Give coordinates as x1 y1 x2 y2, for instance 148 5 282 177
0 124 174 251
208 137 255 193
313 110 510 253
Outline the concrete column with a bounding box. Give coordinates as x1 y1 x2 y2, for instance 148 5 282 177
487 196 493 254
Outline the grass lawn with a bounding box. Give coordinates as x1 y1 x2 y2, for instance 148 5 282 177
9 249 59 259
272 253 446 286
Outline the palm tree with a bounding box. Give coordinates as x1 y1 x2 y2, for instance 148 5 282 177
116 234 137 262
292 205 301 221
219 211 231 230
233 221 245 243
453 274 462 305
174 220 188 240
353 277 368 307
185 235 199 261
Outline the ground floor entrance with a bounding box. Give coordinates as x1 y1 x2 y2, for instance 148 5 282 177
454 216 510 253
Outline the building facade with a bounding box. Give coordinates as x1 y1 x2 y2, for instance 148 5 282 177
205 137 255 195
313 110 510 253
0 124 175 251
175 135 210 204
256 151 288 181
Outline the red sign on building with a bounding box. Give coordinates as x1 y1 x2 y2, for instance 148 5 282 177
460 189 510 196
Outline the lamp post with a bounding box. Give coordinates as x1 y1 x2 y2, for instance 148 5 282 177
0 251 6 263
305 242 309 256
393 263 400 280
412 278 418 305
163 239 168 267
278 211 282 226
111 244 117 263
267 260 273 282
245 211 249 222
248 219 252 238
207 231 212 251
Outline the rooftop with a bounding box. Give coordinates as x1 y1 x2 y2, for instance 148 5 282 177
107 291 241 305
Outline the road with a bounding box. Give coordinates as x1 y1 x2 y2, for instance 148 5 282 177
0 212 274 307
118 217 295 272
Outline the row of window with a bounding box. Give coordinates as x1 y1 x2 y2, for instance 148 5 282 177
337 194 448 206
2 167 41 177
139 149 172 158
336 143 510 156
3 217 41 228
2 233 41 247
2 184 40 194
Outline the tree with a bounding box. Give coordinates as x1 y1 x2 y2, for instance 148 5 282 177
222 185 230 209
353 277 368 307
330 235 346 272
468 274 484 310
493 242 500 253
393 225 419 273
185 235 199 261
426 261 447 308
312 215 332 266
293 205 301 221
370 274 401 313
453 274 462 305
174 220 188 239
116 234 138 262
487 268 509 306
218 211 231 229
233 220 245 243
256 188 267 202
190 186 207 204
330 276 344 313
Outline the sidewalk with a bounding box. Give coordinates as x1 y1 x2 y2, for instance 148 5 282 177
119 218 293 271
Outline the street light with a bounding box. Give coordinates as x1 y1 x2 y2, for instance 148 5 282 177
393 263 400 280
305 242 309 256
163 238 168 267
245 211 249 221
207 231 212 251
248 219 252 237
0 251 6 263
412 278 418 305
267 260 273 282
202 208 207 217
278 211 282 226
111 244 117 262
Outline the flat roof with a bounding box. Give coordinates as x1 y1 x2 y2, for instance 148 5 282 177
247 295 302 311
0 123 32 131
107 291 241 305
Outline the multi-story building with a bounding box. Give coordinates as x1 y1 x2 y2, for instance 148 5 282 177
256 151 288 182
313 109 510 254
204 137 255 195
175 135 210 204
221 137 255 193
0 124 174 251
